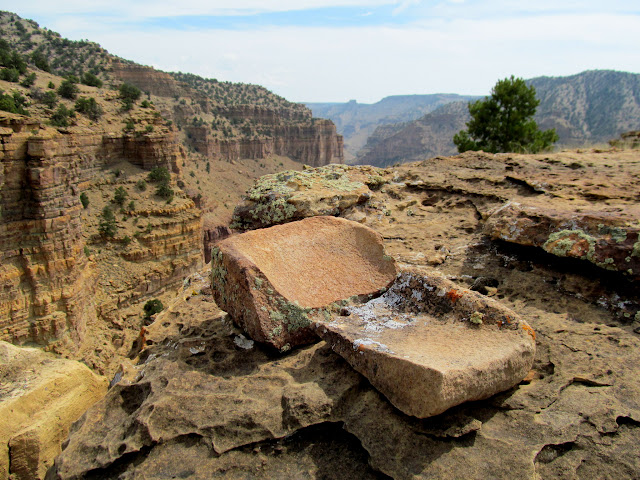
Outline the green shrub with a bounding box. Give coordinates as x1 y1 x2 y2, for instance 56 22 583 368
127 200 135 211
42 91 57 108
123 119 135 132
136 180 147 191
147 166 170 183
0 68 19 82
98 206 117 237
47 81 55 89
49 104 74 127
143 299 163 320
145 125 154 133
31 51 50 72
119 82 141 111
122 235 132 246
75 96 102 121
0 91 28 115
57 79 79 100
83 245 90 256
113 186 128 205
82 72 102 88
20 72 36 88
80 192 89 208
155 182 174 202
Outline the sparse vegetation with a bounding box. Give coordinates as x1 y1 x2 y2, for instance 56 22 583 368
74 96 102 120
143 299 163 320
98 206 117 237
81 72 102 88
57 78 79 100
80 192 89 209
49 104 74 127
113 186 128 205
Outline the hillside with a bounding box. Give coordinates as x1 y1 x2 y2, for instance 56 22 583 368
357 70 640 167
307 94 479 159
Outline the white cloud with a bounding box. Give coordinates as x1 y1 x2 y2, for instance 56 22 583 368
80 11 639 103
14 0 400 19
10 2 640 103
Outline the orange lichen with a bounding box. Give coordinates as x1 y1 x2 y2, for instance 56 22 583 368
522 324 536 340
446 289 463 303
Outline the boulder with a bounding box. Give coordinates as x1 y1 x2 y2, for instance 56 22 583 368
0 341 107 480
312 266 536 418
211 216 397 351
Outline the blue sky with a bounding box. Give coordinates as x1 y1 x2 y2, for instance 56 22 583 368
6 1 640 103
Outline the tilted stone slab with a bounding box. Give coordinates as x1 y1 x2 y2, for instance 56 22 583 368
311 266 536 418
211 216 397 351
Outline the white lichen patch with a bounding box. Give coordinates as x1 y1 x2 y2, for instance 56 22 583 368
233 334 255 350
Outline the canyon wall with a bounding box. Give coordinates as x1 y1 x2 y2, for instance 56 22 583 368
184 120 344 166
111 63 344 165
0 112 199 348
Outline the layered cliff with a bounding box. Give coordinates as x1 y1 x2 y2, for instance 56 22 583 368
0 112 201 373
111 62 344 166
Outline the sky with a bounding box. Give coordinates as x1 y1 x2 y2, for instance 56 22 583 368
5 1 640 103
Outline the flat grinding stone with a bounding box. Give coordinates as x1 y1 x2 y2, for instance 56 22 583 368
211 216 397 351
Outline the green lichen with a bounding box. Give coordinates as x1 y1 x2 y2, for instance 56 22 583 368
632 241 640 258
210 247 228 300
469 311 484 325
598 224 628 243
365 175 387 190
254 277 264 289
275 298 312 332
543 229 597 261
280 343 291 353
272 325 283 336
235 165 366 229
635 311 640 322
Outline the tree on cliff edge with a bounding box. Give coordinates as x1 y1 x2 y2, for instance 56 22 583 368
453 76 558 154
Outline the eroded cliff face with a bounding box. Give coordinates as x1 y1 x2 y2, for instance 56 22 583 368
184 120 344 166
111 62 344 166
0 112 201 368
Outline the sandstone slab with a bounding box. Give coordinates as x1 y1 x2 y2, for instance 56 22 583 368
312 266 536 418
211 216 397 350
0 341 107 480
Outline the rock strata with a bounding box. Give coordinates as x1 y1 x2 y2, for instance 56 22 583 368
0 341 106 480
313 266 536 418
211 216 397 350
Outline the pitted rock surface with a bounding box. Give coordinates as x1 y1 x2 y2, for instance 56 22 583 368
313 266 535 418
211 216 397 350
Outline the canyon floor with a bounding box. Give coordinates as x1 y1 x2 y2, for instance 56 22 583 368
46 146 640 479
